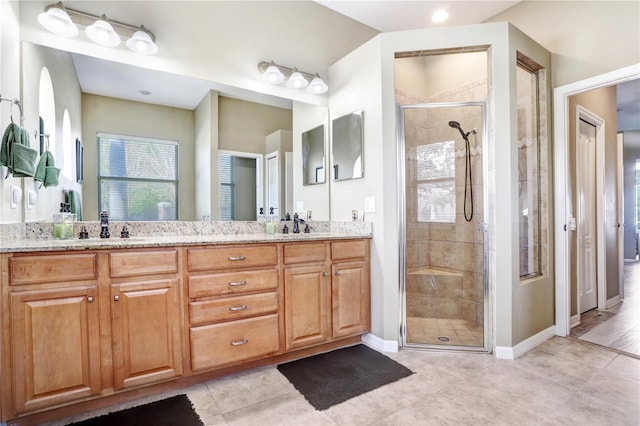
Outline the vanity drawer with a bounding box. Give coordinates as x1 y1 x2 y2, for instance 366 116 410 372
109 250 178 278
283 242 326 264
188 268 277 298
331 240 368 261
187 245 277 272
9 253 97 285
189 291 278 326
190 314 280 371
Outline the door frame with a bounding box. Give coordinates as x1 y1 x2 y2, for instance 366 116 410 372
575 105 606 316
553 63 640 336
218 149 263 219
616 133 625 301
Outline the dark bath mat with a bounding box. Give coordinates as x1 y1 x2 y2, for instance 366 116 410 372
277 344 414 410
69 394 203 426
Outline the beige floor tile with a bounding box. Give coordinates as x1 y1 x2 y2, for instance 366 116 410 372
602 354 640 381
186 383 225 425
223 392 337 426
579 371 640 419
548 393 638 426
206 366 296 413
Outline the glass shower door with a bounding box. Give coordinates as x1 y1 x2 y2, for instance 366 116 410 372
399 102 488 351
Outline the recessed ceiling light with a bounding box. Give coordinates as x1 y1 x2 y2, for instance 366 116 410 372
432 9 449 23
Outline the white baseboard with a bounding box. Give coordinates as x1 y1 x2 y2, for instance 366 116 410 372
570 314 581 328
495 325 555 360
361 333 398 353
606 295 621 309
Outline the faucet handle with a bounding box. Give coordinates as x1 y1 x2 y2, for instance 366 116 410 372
304 224 311 233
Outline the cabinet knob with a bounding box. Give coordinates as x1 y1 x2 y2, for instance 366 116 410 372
322 272 328 277
114 295 120 301
87 296 94 303
335 270 341 276
231 338 248 346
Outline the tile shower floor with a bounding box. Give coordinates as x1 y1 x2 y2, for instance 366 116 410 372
46 336 639 426
406 317 484 346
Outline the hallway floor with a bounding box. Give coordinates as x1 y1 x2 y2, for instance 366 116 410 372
572 260 640 358
48 336 639 426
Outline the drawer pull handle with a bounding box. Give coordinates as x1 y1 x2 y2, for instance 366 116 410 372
231 338 248 346
229 280 247 286
228 256 246 261
229 305 248 311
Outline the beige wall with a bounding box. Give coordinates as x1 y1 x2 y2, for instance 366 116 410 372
568 86 619 314
487 1 640 87
82 94 195 221
218 97 292 154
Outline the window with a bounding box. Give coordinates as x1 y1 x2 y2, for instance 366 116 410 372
517 56 543 278
97 134 178 221
219 153 234 220
416 141 456 223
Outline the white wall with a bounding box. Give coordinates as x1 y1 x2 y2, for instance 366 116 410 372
0 0 22 224
194 90 218 221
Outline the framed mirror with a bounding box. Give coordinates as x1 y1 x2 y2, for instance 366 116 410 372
331 110 363 181
301 124 325 185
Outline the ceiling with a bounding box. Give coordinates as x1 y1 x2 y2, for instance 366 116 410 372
315 1 521 32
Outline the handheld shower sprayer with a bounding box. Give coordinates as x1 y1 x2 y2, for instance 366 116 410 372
448 121 471 140
448 120 476 222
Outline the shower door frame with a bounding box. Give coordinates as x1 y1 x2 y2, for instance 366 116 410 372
397 100 491 353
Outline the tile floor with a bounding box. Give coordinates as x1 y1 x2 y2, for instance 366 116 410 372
47 336 639 426
572 260 640 358
406 317 484 346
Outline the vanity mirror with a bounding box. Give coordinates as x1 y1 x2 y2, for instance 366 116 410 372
21 42 331 222
301 124 325 185
331 110 363 181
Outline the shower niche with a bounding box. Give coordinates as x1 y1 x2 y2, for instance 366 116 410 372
397 49 488 350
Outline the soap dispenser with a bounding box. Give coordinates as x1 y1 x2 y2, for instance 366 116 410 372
53 203 75 239
266 207 277 235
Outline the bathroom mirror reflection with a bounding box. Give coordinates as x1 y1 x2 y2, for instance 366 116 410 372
331 110 363 181
21 41 330 222
301 124 325 185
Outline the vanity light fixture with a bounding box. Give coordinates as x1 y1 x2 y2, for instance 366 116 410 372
257 61 328 94
126 26 158 55
85 15 120 47
38 2 158 54
37 2 78 37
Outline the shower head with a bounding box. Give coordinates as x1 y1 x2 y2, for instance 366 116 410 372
448 120 469 140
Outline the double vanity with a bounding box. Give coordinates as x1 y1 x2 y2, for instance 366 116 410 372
0 222 371 424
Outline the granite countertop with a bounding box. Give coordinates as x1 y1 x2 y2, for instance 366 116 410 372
1 220 373 253
0 232 372 253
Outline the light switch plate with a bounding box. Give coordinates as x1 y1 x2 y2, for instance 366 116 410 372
364 196 375 213
10 186 22 209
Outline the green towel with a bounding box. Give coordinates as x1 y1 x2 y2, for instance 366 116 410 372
68 189 83 221
1 123 37 178
34 150 60 187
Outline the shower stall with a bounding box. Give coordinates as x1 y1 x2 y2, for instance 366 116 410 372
397 49 490 351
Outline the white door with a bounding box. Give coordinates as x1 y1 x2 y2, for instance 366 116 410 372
266 152 279 217
577 118 598 313
617 133 625 299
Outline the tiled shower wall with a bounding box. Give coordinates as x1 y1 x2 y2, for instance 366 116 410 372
398 80 486 326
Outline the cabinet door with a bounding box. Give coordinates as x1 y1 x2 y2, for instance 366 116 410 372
332 261 370 338
111 279 183 390
284 265 330 350
10 286 100 414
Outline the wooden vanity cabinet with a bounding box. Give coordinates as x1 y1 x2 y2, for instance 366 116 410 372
108 250 183 390
186 244 281 372
5 253 101 415
284 240 370 350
